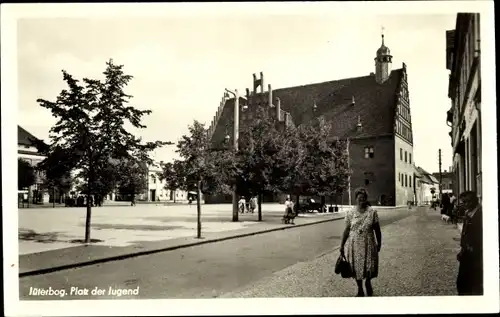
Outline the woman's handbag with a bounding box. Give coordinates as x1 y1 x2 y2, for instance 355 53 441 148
335 254 353 278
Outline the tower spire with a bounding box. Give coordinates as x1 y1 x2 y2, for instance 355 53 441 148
374 26 392 84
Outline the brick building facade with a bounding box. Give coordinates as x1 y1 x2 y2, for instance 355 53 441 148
206 35 416 206
445 13 482 202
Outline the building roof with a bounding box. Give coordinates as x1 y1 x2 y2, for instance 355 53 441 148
18 125 40 146
415 166 439 185
263 68 403 139
209 66 405 144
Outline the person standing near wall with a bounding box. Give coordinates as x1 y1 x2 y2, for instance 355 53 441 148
456 191 483 295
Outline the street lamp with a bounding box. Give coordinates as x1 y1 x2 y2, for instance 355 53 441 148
224 88 248 222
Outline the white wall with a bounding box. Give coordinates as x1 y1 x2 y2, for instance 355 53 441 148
395 136 415 205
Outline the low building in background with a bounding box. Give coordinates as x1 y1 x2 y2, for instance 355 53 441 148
415 166 440 205
432 169 454 195
17 125 49 204
146 165 189 203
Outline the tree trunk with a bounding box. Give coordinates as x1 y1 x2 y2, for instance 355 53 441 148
84 191 92 243
85 156 93 244
196 180 202 238
295 194 300 211
258 192 262 221
53 187 56 208
232 183 238 222
173 189 176 203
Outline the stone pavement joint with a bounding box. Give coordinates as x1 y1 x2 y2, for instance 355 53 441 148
19 214 346 278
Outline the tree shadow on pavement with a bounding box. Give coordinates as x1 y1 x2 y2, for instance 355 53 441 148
18 228 64 243
91 223 186 231
144 214 285 223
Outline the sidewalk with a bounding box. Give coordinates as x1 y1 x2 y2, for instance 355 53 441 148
221 206 462 297
19 207 347 276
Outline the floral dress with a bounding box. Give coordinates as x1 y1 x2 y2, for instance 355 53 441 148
344 206 379 280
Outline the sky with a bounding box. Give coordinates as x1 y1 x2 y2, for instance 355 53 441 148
16 9 458 174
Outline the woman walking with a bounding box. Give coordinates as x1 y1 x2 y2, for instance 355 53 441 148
340 187 382 296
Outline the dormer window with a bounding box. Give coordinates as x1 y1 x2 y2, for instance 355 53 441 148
365 147 374 158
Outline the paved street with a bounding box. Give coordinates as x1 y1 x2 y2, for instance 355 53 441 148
19 207 418 300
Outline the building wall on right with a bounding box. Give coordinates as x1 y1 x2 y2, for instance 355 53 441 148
446 13 482 202
395 136 415 206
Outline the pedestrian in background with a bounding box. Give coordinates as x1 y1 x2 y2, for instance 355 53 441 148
456 191 483 295
283 196 295 224
249 196 257 213
340 187 382 297
238 196 246 213
441 193 451 215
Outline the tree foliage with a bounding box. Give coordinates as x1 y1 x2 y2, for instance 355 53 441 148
115 158 149 200
235 109 350 203
36 59 171 242
18 158 35 190
295 118 350 198
236 106 296 197
157 160 186 201
36 145 74 196
174 120 234 195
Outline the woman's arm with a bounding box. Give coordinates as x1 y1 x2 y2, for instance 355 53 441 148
374 222 382 252
340 212 351 255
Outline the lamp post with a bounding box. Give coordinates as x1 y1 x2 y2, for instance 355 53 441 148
225 88 240 222
224 88 248 222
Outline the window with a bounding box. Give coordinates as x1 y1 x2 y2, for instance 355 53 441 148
405 151 408 163
405 174 408 187
365 147 374 159
409 176 412 187
364 179 370 186
409 153 412 164
400 148 403 160
398 172 400 182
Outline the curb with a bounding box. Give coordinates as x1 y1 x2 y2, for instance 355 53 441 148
19 215 345 278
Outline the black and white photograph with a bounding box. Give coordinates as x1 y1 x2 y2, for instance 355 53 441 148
2 1 498 316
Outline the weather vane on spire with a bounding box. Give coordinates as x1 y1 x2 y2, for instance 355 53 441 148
381 26 385 44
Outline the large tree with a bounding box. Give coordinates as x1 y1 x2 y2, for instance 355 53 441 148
36 145 74 205
175 120 234 196
279 117 350 209
37 59 171 243
236 106 300 220
116 158 149 204
18 158 35 190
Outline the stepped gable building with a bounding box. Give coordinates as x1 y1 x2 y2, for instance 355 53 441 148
207 35 416 206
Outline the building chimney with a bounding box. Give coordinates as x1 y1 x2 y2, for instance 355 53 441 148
268 84 273 107
276 97 281 121
357 116 362 131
